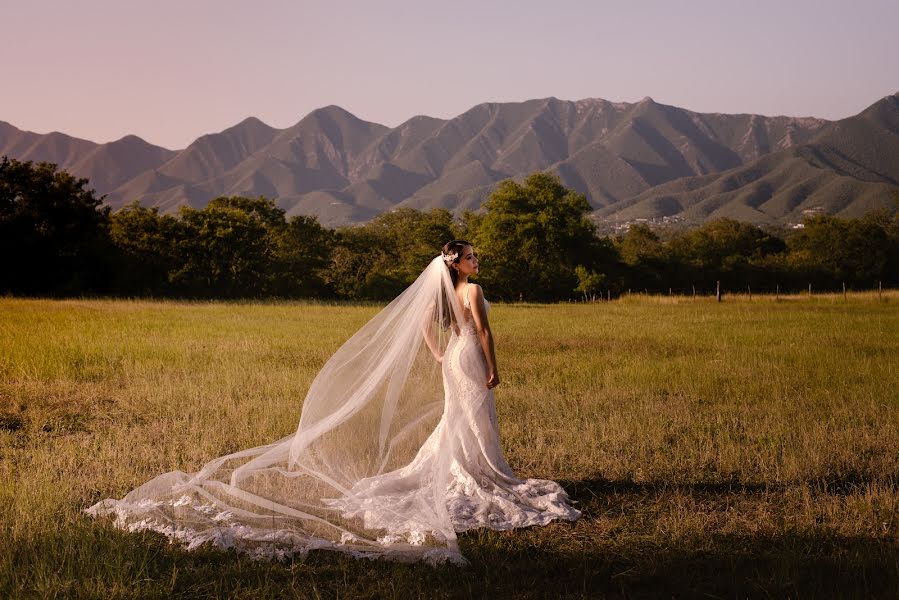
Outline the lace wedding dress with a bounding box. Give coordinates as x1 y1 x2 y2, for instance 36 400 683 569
87 258 580 564
327 284 581 537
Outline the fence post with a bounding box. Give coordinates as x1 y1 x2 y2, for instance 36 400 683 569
843 282 847 302
607 289 611 302
878 280 882 302
748 285 752 301
808 283 812 299
716 280 721 303
775 284 780 301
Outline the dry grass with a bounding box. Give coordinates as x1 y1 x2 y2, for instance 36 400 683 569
1 294 898 598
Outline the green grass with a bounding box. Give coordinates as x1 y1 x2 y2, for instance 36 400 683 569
1 293 898 598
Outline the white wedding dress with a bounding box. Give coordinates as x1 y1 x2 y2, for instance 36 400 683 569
327 284 581 537
87 258 580 564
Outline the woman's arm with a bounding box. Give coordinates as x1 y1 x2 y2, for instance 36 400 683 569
469 284 499 389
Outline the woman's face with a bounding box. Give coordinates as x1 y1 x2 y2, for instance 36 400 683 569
454 245 479 276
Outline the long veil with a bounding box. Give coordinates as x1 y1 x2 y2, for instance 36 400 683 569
87 256 468 564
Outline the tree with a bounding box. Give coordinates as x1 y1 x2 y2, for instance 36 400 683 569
169 196 286 297
326 225 386 299
0 156 111 295
326 208 458 299
468 172 605 301
109 201 180 294
859 201 899 286
614 224 669 290
787 214 891 288
270 214 334 297
669 218 785 289
368 208 458 283
616 224 664 266
574 265 607 301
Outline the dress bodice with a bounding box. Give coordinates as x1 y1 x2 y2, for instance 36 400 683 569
460 284 488 335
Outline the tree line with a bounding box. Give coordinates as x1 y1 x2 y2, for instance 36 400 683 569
2 156 898 301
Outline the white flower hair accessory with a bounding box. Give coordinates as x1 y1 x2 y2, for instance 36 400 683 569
442 251 458 265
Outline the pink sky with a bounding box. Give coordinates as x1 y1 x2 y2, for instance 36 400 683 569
2 0 897 149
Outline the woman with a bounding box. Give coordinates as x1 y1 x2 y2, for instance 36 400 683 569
87 241 579 564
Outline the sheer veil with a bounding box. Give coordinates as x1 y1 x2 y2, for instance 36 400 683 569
87 256 468 564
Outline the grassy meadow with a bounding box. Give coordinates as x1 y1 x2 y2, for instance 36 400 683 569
1 293 898 598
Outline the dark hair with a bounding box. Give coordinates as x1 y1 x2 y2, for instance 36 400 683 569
442 240 472 288
439 240 472 328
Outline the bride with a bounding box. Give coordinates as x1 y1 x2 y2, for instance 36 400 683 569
87 240 580 564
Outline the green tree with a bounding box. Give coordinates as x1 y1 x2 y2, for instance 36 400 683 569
469 172 605 301
109 201 180 294
616 224 665 266
669 218 785 289
327 208 458 299
368 208 458 283
574 265 607 301
787 214 891 288
860 197 899 286
270 214 334 297
614 224 669 290
0 156 111 294
169 196 286 297
326 225 385 299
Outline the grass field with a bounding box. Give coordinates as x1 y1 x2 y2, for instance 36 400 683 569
1 293 898 598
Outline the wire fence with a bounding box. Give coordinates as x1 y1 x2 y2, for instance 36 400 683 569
572 281 894 303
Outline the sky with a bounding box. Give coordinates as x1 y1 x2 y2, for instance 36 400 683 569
2 0 897 150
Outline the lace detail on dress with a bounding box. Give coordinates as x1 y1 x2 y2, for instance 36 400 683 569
328 283 580 539
86 494 465 564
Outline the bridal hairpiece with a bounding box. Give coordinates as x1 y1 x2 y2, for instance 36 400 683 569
442 252 458 265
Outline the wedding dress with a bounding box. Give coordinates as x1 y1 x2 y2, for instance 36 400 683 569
86 257 580 564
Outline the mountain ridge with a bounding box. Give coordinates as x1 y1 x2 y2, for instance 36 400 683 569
2 94 896 226
595 93 899 226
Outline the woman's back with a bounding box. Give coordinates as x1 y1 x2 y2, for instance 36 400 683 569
456 283 489 335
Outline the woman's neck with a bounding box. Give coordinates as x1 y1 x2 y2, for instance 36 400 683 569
456 274 470 287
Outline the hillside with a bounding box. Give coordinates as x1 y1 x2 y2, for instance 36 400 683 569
595 93 899 226
4 94 897 226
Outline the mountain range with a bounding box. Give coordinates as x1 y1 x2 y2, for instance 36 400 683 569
2 93 897 227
